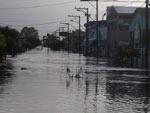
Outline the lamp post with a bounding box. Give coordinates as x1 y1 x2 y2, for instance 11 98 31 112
68 15 81 54
60 23 70 52
80 0 99 57
102 13 106 20
59 27 65 41
75 7 89 56
96 0 99 57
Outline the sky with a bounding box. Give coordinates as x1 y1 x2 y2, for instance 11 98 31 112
0 0 145 38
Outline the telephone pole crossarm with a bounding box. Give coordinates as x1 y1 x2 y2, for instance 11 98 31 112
60 23 70 52
75 7 89 55
68 15 81 54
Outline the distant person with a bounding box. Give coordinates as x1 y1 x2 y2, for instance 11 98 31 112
75 66 83 78
66 67 71 76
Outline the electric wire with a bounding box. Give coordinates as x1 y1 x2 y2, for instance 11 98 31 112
0 1 77 10
102 0 144 2
0 19 67 27
0 17 69 23
0 0 145 34
88 1 96 9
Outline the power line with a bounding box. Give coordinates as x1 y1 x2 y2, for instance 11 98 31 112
0 1 77 10
0 17 69 23
100 0 144 2
87 0 144 9
0 16 86 29
88 1 96 9
0 16 74 27
0 21 63 27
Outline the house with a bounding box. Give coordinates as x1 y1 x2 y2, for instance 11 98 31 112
129 8 150 68
129 8 150 46
107 6 136 58
83 20 107 57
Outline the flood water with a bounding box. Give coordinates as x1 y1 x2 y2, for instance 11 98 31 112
0 47 150 113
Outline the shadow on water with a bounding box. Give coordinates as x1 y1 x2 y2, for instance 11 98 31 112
0 61 14 94
83 69 100 113
143 71 149 113
73 56 150 113
105 69 150 113
1 48 149 113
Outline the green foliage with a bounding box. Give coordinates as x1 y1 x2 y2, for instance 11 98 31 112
0 26 19 39
0 33 6 58
43 34 65 50
20 27 41 49
0 26 19 56
0 33 6 48
0 26 42 60
20 27 39 39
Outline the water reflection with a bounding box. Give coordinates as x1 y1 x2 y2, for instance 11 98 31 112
0 61 13 97
105 70 150 113
0 48 149 113
143 71 149 113
83 57 150 113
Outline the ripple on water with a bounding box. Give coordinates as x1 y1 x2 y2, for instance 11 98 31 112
0 48 149 113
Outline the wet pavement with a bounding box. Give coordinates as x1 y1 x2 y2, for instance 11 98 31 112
0 47 150 113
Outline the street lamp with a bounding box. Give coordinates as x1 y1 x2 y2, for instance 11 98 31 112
58 27 66 40
68 15 81 54
75 7 90 56
80 0 99 57
102 13 106 20
70 19 85 30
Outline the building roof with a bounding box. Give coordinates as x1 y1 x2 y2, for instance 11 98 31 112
84 20 107 27
115 6 136 14
129 8 150 31
107 6 137 16
134 8 150 16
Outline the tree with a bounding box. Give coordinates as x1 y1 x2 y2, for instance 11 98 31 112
0 26 19 56
0 33 6 61
0 33 6 48
20 27 39 39
20 27 41 49
43 34 65 50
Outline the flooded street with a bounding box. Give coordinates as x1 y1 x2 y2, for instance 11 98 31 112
0 47 150 113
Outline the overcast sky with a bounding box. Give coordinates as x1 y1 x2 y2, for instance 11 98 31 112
0 0 145 38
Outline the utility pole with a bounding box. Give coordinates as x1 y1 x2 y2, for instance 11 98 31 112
145 0 149 69
75 7 89 56
60 23 70 52
96 0 99 57
66 23 70 52
80 0 99 57
68 15 81 54
59 27 65 41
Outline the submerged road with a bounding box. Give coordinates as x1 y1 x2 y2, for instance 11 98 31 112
0 47 150 113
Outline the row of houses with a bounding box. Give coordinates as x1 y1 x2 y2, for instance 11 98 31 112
82 6 150 68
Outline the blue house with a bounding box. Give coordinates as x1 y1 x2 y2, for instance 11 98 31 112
83 20 107 57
